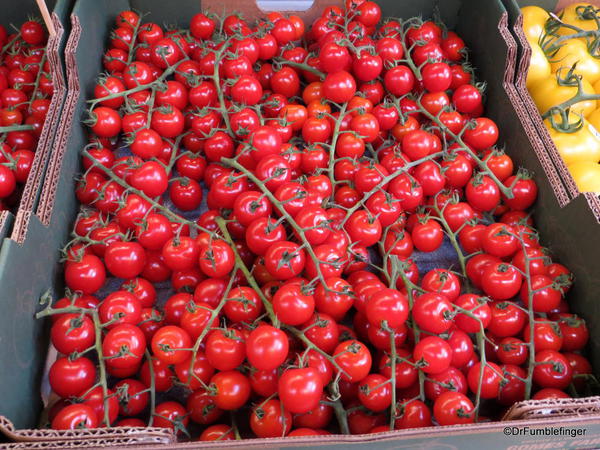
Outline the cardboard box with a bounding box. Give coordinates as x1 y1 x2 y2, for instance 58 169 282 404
504 0 600 376
0 0 74 435
3 0 600 447
0 0 72 240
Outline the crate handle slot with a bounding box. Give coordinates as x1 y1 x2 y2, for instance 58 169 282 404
202 0 343 24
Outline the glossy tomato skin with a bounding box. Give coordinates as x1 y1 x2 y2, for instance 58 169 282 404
52 404 98 430
246 325 289 371
174 352 214 391
49 356 96 398
365 287 409 330
65 255 106 294
334 340 372 383
394 399 432 429
358 374 392 412
187 389 223 425
250 398 292 438
481 263 523 301
413 336 452 374
151 325 191 364
50 314 95 354
152 401 189 433
209 370 251 410
114 379 148 416
103 324 146 374
279 367 324 414
533 350 573 389
205 328 246 371
433 392 474 425
273 282 315 326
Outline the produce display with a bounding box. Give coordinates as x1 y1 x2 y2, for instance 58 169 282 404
34 1 593 441
0 19 52 210
523 2 600 193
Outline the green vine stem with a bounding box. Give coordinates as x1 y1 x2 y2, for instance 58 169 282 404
144 350 157 426
221 157 331 288
340 151 445 227
430 199 470 291
0 124 35 133
215 216 278 323
388 326 397 430
273 58 325 80
391 258 426 403
0 32 21 59
326 103 347 201
81 148 216 237
542 8 600 55
414 99 515 199
36 301 111 426
511 228 538 401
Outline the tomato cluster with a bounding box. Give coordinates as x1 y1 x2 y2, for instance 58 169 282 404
43 2 591 440
0 20 52 208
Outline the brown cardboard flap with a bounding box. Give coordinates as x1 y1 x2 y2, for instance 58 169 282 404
2 436 172 449
37 14 82 226
503 396 600 421
498 13 517 86
203 0 343 24
0 415 176 444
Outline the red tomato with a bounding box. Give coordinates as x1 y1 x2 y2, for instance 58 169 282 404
273 282 315 325
322 71 356 103
279 367 324 414
358 374 392 412
533 350 573 389
209 370 251 410
49 356 96 398
365 288 409 329
250 398 292 438
52 404 98 430
481 262 523 300
433 392 474 425
246 325 289 371
413 336 452 374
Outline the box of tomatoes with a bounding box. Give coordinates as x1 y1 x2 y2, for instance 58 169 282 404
3 0 600 448
0 0 73 242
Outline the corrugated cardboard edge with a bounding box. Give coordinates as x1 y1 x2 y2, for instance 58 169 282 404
504 15 572 207
500 13 517 86
0 210 11 237
36 14 81 227
585 192 600 224
1 436 173 449
511 10 580 203
0 415 175 445
11 12 67 244
512 12 529 88
503 396 600 420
